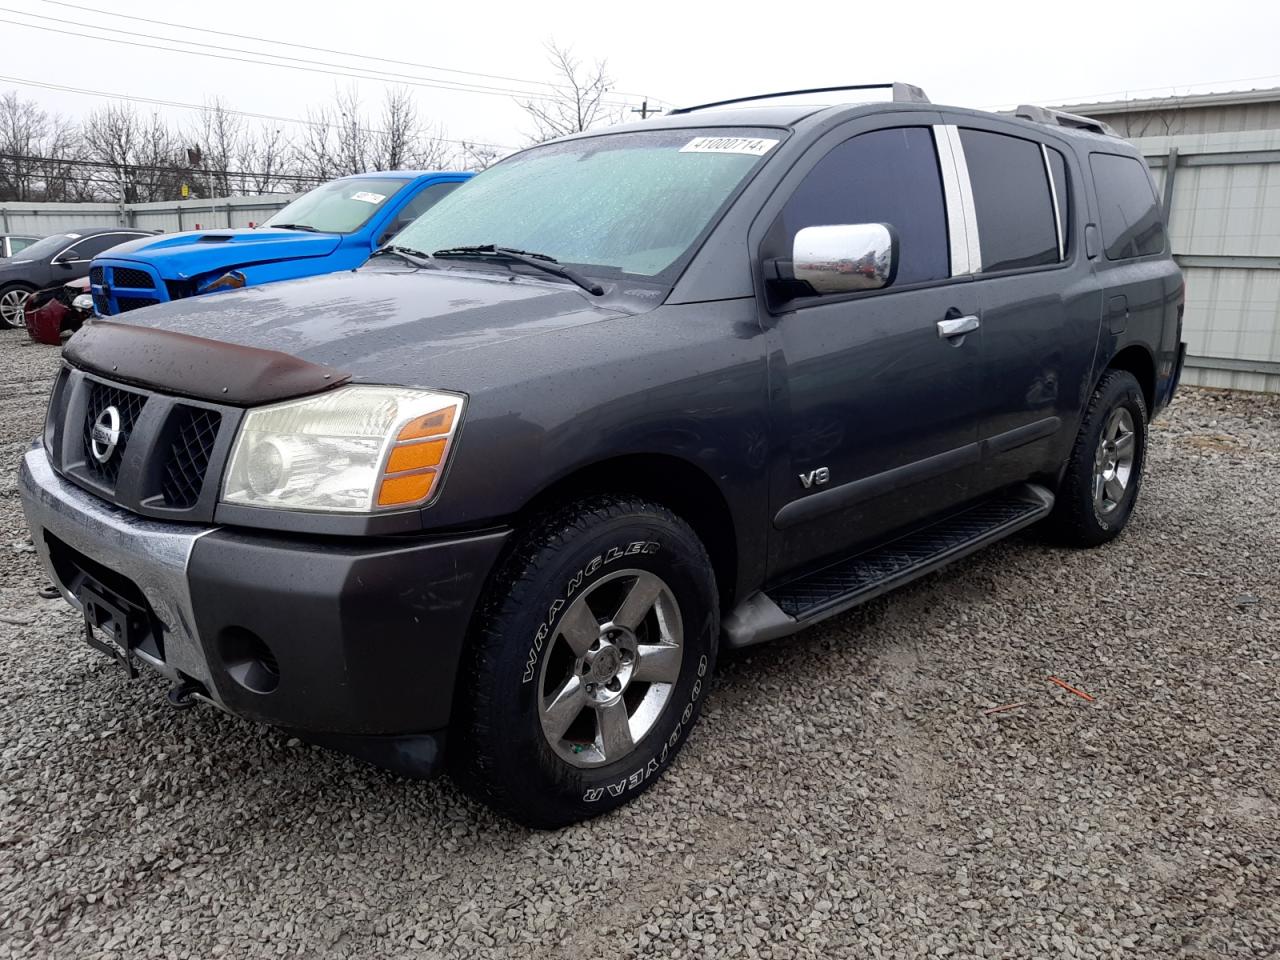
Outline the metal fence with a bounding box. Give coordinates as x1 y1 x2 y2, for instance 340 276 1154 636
1136 129 1280 393
0 193 299 235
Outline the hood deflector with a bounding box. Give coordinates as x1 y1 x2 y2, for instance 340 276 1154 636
63 319 351 406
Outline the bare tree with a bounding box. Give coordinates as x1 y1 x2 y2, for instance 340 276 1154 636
518 41 622 143
333 85 371 176
0 91 82 202
190 98 244 197
375 86 419 171
238 123 293 194
458 140 502 172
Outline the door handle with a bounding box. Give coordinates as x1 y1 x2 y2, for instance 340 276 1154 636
937 315 980 339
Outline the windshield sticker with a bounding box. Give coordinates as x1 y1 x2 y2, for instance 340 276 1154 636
350 191 386 204
680 136 779 157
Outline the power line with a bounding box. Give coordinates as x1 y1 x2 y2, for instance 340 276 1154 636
0 12 639 109
36 0 664 104
0 152 327 183
0 74 517 151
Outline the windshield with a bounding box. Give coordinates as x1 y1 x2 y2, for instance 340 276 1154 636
394 128 781 280
263 177 408 234
12 232 78 260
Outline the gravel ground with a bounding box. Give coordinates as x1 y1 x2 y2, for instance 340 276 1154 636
1 326 1277 959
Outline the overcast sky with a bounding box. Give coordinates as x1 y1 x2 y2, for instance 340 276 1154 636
4 0 1280 156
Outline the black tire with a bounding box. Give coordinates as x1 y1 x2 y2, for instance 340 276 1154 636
454 495 718 828
0 282 35 329
1050 369 1148 547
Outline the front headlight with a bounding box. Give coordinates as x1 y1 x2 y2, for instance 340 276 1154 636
72 293 94 311
221 385 464 513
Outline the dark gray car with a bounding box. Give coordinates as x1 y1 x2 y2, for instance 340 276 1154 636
17 84 1184 827
0 227 156 328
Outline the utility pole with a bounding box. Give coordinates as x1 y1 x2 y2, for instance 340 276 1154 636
631 99 658 120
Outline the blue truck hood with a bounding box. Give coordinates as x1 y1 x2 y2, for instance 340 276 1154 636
101 228 344 280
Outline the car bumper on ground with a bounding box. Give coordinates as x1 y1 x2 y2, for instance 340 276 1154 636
17 445 509 777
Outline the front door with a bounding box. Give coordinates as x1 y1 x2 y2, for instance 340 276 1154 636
759 124 985 577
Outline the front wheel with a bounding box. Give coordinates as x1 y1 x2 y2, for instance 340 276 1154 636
1050 369 1148 547
454 496 718 828
0 284 33 329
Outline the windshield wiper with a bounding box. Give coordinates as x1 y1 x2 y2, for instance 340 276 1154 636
431 245 604 296
369 244 435 268
270 223 320 232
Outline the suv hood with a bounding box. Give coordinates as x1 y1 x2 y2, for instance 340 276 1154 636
100 228 343 279
75 265 632 396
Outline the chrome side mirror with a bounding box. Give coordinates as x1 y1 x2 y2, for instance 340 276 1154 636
793 223 897 294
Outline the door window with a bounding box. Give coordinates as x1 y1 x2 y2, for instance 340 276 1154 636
766 127 950 288
1089 152 1165 260
64 233 136 261
958 129 1060 272
381 181 462 243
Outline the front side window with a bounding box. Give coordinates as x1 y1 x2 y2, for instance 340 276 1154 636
66 233 137 260
765 127 950 288
15 232 79 261
395 128 779 281
264 178 409 235
959 129 1059 272
1090 153 1165 260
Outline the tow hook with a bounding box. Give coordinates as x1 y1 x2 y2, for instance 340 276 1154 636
166 679 203 710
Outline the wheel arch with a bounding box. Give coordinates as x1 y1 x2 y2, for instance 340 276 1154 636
513 453 740 612
1103 344 1156 418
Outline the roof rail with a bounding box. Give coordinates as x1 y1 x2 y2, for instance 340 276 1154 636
668 82 930 115
1014 104 1119 138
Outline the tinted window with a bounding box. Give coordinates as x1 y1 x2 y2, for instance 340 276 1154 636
399 182 460 223
959 129 1058 272
1090 153 1165 260
1047 147 1069 252
768 127 949 287
67 233 139 260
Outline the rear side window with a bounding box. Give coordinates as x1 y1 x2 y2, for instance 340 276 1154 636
1090 153 1165 260
769 126 950 287
959 129 1059 272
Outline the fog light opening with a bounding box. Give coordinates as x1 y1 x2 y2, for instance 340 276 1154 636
217 626 280 694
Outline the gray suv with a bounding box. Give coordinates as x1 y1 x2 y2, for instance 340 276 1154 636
19 83 1185 827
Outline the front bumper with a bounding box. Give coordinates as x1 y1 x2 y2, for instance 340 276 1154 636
19 446 508 769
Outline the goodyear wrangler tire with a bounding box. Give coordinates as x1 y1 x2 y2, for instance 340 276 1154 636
1050 369 1148 547
455 496 718 828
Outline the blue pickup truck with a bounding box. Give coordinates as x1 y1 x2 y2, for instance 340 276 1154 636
90 170 470 315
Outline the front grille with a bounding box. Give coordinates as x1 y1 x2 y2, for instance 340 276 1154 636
161 407 222 508
82 382 147 485
92 294 108 314
116 296 158 313
89 266 104 286
112 267 153 289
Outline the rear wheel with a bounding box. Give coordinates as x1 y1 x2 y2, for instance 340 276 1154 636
454 496 718 828
0 283 34 329
1050 369 1148 546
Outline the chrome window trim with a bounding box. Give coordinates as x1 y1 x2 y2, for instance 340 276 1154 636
1042 143 1066 261
933 124 981 276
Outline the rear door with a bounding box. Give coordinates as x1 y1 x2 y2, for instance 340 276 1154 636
757 119 986 577
941 117 1103 494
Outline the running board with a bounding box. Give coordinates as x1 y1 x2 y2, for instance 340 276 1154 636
723 484 1054 648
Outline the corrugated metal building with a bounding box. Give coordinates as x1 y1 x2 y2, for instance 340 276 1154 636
1057 88 1280 393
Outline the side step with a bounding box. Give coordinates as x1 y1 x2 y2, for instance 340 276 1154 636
723 484 1054 648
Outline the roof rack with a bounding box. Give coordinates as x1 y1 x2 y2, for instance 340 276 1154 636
668 82 930 115
1014 104 1119 138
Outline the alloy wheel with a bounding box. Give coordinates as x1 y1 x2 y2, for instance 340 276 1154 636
1092 407 1136 516
537 569 683 768
0 289 30 328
